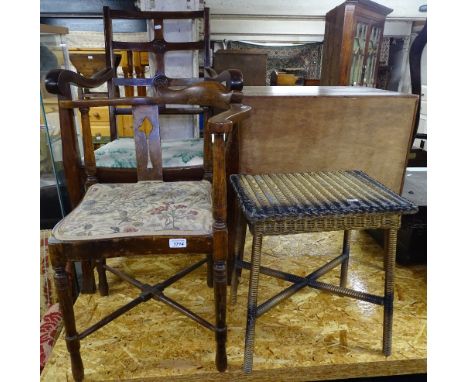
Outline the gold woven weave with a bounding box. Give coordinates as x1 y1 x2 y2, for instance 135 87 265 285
230 170 417 224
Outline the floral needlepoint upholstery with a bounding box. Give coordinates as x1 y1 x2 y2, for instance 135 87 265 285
94 138 204 168
53 181 213 241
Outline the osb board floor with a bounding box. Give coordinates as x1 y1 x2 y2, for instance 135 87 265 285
41 231 426 381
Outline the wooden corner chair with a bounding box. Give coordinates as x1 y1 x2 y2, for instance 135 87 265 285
45 69 251 381
47 64 243 294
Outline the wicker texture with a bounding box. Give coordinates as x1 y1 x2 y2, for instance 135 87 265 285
230 170 417 372
230 170 417 223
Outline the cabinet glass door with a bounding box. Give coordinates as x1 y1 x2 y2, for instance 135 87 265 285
349 22 368 86
363 26 382 87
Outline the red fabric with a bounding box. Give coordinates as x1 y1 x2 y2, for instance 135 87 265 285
41 232 56 317
40 303 62 372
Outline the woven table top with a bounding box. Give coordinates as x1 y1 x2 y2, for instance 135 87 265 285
230 170 418 223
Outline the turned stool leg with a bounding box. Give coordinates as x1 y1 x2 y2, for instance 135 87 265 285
383 228 397 356
50 245 84 381
227 197 247 286
340 230 351 288
244 232 263 373
96 258 109 296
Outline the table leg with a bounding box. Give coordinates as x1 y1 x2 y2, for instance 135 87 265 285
244 231 263 373
96 258 109 296
340 230 351 287
230 206 247 305
383 228 397 355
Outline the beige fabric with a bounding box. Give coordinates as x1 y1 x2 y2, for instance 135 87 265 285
53 181 212 241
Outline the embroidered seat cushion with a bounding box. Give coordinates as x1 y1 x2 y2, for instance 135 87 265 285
94 138 204 168
53 181 212 241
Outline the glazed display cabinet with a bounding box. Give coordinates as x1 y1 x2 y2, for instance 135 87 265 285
320 0 392 87
40 24 73 226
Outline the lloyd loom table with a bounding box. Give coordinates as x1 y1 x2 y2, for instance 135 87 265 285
230 170 418 372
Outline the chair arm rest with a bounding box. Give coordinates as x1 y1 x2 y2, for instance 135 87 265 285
45 68 114 98
204 68 244 91
207 104 252 134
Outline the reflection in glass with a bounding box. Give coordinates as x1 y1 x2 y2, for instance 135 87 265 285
40 29 72 217
363 26 381 87
349 23 368 86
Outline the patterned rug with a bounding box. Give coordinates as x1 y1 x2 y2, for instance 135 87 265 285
227 41 322 84
40 230 57 318
40 230 63 372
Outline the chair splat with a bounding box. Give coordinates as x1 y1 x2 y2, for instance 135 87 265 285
132 105 163 181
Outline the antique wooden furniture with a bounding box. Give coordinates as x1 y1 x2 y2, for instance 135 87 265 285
229 171 417 372
45 67 251 381
214 50 268 86
320 0 392 87
49 59 241 295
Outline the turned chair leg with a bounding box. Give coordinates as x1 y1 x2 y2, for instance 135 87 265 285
80 259 96 294
244 232 263 373
96 258 109 296
213 259 228 372
340 230 351 288
383 228 397 356
50 245 84 381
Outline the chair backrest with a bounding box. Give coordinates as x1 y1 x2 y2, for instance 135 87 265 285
103 6 211 140
77 79 241 185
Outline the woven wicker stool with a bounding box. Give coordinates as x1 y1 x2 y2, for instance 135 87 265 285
229 170 418 373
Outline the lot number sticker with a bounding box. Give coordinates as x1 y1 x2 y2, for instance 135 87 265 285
169 238 187 248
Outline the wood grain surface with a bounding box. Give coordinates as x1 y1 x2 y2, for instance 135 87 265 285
240 87 418 194
42 230 426 381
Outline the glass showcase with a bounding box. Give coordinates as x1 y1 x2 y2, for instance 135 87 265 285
40 24 72 224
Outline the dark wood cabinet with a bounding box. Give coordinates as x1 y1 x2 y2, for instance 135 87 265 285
320 0 392 87
214 50 268 86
